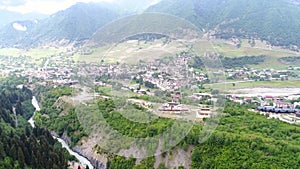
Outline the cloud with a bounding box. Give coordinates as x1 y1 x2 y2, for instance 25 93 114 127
2 0 161 15
0 0 27 6
3 0 116 14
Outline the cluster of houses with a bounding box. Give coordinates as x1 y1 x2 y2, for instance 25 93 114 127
227 94 300 118
226 67 297 81
129 55 207 92
257 106 300 117
157 93 213 119
0 54 79 86
159 94 189 114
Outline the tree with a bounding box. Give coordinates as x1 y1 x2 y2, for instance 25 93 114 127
157 163 168 169
17 147 25 168
191 147 202 168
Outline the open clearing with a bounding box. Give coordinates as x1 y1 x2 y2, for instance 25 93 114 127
77 38 299 69
229 87 300 97
0 47 67 59
1 38 299 69
206 80 300 91
76 39 188 64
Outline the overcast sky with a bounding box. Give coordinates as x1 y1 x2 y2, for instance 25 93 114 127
0 0 161 14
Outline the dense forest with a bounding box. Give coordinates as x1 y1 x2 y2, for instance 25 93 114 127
34 85 87 147
279 56 300 64
0 77 70 169
96 99 300 169
31 85 300 168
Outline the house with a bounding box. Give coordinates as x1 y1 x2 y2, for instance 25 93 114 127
191 93 212 100
243 97 254 103
171 94 181 102
196 108 211 118
264 95 274 100
159 102 189 113
64 80 79 86
296 111 300 118
275 100 293 109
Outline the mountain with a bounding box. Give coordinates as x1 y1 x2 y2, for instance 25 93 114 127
0 20 38 48
0 2 119 48
115 0 162 14
146 0 300 47
25 2 119 47
0 9 47 28
2 0 300 48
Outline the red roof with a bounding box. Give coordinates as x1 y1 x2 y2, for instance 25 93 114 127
265 96 274 99
275 101 292 105
73 164 84 169
172 94 181 98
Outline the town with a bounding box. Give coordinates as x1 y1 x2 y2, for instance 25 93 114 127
1 49 300 125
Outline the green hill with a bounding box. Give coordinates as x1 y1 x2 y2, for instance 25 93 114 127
147 0 300 47
0 77 70 168
0 2 119 48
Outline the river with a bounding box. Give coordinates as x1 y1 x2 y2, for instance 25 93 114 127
29 96 94 169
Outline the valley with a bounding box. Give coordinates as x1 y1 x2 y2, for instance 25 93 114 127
0 35 300 168
1 0 300 169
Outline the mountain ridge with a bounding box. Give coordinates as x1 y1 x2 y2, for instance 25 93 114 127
0 2 119 48
0 9 47 28
147 0 300 48
1 0 300 48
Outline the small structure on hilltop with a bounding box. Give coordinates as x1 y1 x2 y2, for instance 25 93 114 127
190 93 212 100
159 102 189 114
196 108 212 118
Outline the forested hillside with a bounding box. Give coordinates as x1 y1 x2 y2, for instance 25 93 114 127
24 82 300 168
0 77 70 169
147 0 300 47
97 100 300 168
34 85 87 147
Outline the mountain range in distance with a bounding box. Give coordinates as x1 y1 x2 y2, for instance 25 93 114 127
1 0 300 49
0 9 47 28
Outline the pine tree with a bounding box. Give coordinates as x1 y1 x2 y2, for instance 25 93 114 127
17 147 25 168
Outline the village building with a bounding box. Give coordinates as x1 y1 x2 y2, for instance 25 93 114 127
296 111 300 118
196 108 212 118
191 93 212 100
275 100 294 109
159 102 189 114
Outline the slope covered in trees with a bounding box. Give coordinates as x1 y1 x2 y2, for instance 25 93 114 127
0 77 70 169
147 0 300 47
189 55 266 69
34 85 87 147
97 99 300 168
26 83 300 168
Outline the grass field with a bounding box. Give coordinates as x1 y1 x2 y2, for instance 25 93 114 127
1 38 299 69
206 80 300 91
81 38 295 66
189 39 299 69
0 47 66 59
76 39 188 64
0 48 22 56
